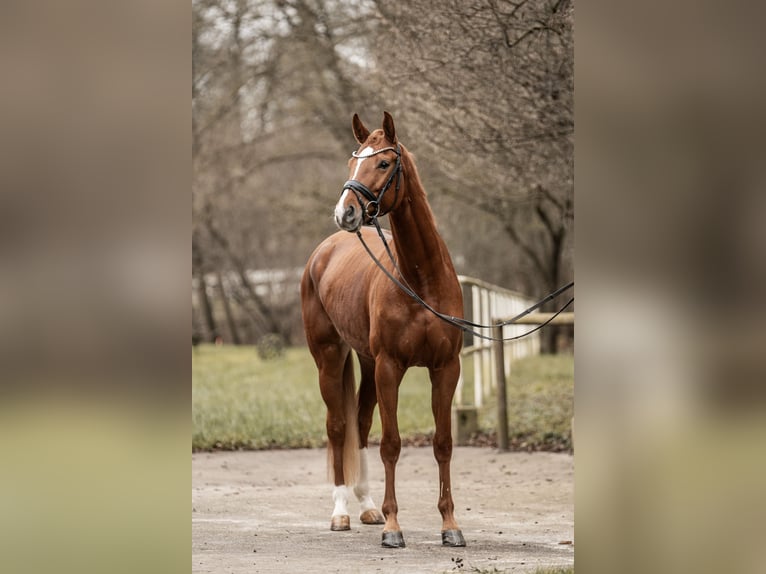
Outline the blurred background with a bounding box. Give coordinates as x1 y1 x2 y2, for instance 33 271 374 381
191 0 574 353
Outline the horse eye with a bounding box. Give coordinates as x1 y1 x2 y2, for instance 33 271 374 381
378 160 390 169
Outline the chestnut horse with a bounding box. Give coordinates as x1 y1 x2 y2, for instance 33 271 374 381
300 112 465 548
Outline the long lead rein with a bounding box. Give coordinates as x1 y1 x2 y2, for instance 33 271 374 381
356 220 573 342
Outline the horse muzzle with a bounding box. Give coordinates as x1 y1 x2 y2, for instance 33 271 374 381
334 189 363 232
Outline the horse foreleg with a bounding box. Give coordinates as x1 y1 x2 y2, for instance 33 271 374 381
355 355 385 525
375 356 406 548
430 360 466 547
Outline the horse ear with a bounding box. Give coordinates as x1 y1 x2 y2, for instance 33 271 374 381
382 111 397 144
352 113 370 144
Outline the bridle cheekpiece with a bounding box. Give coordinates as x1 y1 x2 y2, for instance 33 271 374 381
342 144 402 221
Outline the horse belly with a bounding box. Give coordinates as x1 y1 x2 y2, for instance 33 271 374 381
319 292 371 355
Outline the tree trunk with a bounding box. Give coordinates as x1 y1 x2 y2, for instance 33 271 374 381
236 269 286 341
216 270 242 345
542 227 568 353
201 207 287 342
192 234 220 343
194 269 219 343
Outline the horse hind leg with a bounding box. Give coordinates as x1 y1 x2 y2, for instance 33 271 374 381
354 354 384 525
318 349 360 531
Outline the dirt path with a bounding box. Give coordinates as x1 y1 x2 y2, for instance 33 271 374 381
192 447 574 573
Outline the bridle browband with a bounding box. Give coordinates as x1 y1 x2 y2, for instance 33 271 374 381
342 144 402 220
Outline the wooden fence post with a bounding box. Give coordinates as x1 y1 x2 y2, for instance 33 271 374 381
491 311 574 452
493 324 509 451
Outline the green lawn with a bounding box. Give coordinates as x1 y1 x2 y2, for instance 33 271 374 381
192 344 573 451
474 352 574 451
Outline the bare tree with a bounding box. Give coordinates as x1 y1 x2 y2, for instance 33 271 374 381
371 0 574 350
191 0 573 350
192 0 379 345
192 230 220 343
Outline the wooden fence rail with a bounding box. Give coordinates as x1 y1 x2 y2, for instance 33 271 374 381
456 276 541 408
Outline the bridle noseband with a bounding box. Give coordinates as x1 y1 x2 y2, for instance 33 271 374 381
342 144 402 220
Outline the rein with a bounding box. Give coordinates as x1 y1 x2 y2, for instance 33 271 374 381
355 217 574 343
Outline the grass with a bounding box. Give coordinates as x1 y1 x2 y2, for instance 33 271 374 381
472 353 574 451
192 345 325 450
192 344 573 451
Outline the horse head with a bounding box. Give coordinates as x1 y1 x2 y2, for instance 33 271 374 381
334 112 403 232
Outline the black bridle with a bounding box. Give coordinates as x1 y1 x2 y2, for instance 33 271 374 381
345 144 573 342
342 144 402 220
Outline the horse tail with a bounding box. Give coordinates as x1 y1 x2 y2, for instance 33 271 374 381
340 351 361 485
327 351 360 486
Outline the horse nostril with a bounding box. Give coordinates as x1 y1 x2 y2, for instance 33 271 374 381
345 205 355 220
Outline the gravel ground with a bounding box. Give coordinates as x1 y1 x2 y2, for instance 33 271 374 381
192 446 574 573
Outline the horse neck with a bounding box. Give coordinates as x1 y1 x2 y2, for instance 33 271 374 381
387 151 455 294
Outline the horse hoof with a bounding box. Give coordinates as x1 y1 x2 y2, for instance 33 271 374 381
381 530 406 548
360 509 385 525
441 529 466 547
330 515 350 531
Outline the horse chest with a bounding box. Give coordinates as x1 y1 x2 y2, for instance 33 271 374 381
370 305 459 366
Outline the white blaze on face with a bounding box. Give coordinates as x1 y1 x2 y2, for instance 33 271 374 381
334 188 352 226
351 146 374 179
334 146 374 226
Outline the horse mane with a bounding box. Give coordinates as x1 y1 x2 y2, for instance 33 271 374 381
397 142 448 264
398 143 435 222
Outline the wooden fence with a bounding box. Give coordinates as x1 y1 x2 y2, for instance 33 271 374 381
456 276 541 407
453 276 574 449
